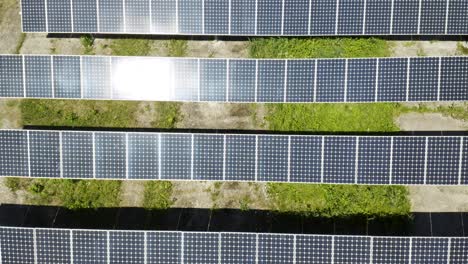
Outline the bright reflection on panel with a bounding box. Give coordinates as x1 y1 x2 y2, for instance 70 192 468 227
111 57 173 100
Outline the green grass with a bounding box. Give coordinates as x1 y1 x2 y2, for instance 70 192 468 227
80 35 94 55
249 37 390 58
268 183 411 218
142 181 174 209
165 39 188 57
5 178 121 209
457 42 468 55
14 33 26 54
110 38 152 56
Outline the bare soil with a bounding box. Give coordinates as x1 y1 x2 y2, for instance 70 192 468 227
396 112 468 131
408 186 468 212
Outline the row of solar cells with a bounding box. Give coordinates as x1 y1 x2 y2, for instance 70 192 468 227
1 130 467 185
1 227 467 263
21 0 468 35
1 55 467 102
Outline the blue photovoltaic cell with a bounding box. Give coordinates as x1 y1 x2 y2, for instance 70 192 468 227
73 230 107 264
221 233 256 263
290 136 322 183
36 229 71 263
295 235 332 264
323 137 356 183
53 56 81 98
147 232 181 264
178 0 202 34
364 0 391 34
25 56 52 98
440 57 468 101
0 56 23 97
257 60 285 102
173 59 199 101
110 231 145 263
257 0 282 35
334 236 371 264
392 137 425 184
358 137 391 184
338 0 364 34
21 0 47 32
420 0 446 34
128 133 158 179
411 238 449 264
225 135 256 181
450 238 468 264
230 0 256 34
204 0 228 34
392 0 419 34
72 0 98 32
258 136 288 182
409 58 438 101
426 137 460 185
98 0 124 32
62 132 93 179
29 131 60 178
0 228 35 263
377 58 407 102
286 60 314 102
447 0 468 34
228 60 255 102
258 234 294 263
184 233 219 264
310 0 336 35
160 134 191 180
462 138 468 185
0 131 28 177
347 59 376 102
151 0 177 33
200 60 226 101
316 59 345 102
82 56 111 99
373 237 410 264
47 0 72 32
193 134 223 180
125 0 150 33
283 0 309 35
95 133 126 179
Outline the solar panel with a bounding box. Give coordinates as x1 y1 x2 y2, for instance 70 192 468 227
290 136 322 183
36 229 71 263
392 137 426 184
426 137 460 185
0 227 35 263
21 0 46 32
408 57 438 101
257 0 282 35
128 133 159 179
98 0 124 32
338 0 364 35
450 238 468 264
204 0 229 34
72 0 98 33
151 0 177 33
172 59 198 101
411 238 449 264
52 56 81 99
257 136 288 182
160 134 192 180
257 60 285 102
462 138 468 185
310 0 337 35
109 231 145 263
225 135 256 181
178 0 202 34
392 0 419 34
230 0 256 35
193 134 224 180
228 60 255 102
24 56 52 98
286 60 314 102
447 0 468 34
147 231 182 263
377 58 407 102
364 0 391 34
440 57 468 101
373 237 410 264
357 137 391 184
62 132 93 179
72 230 107 263
0 131 29 177
221 233 256 263
347 59 377 102
94 133 126 179
82 57 111 99
419 0 446 34
295 235 332 263
29 131 60 178
323 137 356 183
184 233 219 264
0 56 23 97
257 234 294 263
333 236 371 264
46 0 72 32
316 59 345 102
200 59 226 101
283 0 309 35
125 0 150 33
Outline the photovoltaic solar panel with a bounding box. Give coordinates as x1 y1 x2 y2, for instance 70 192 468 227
316 59 345 102
110 231 145 263
372 237 410 264
358 137 391 184
257 0 282 35
283 0 309 35
290 136 322 183
21 0 46 32
257 234 294 263
426 137 460 185
24 56 52 98
392 0 419 34
193 134 224 180
72 0 98 33
98 0 124 32
178 0 202 34
128 133 159 179
364 0 391 34
334 236 371 264
420 0 446 34
409 57 438 101
392 137 426 184
323 137 356 183
450 238 468 264
36 229 71 263
94 133 126 179
440 57 468 101
228 60 255 102
0 131 29 177
447 0 468 34
151 0 177 33
377 58 407 102
160 134 191 180
184 233 219 264
225 135 256 181
200 59 226 101
257 136 288 182
411 238 449 264
172 59 199 101
62 132 93 179
295 235 332 264
82 57 111 99
47 0 71 32
310 0 336 35
221 233 256 263
72 230 107 264
204 0 229 34
347 59 376 102
257 60 285 102
338 0 364 35
52 56 81 98
29 131 60 178
147 232 181 264
0 56 23 97
462 138 468 185
125 0 150 33
0 227 35 263
286 60 314 102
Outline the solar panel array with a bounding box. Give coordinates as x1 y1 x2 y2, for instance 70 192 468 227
1 130 467 185
1 226 468 263
21 0 468 35
1 55 467 102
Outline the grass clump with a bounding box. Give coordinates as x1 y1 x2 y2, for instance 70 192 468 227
80 35 94 55
142 181 174 209
249 37 390 58
110 39 152 56
267 183 411 218
165 39 188 57
14 33 26 54
457 42 468 55
148 102 182 128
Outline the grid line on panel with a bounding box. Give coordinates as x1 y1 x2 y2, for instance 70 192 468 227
255 60 258 102
321 136 324 183
44 0 49 32
459 137 464 185
447 238 451 264
283 60 287 102
176 0 179 33
79 57 83 98
22 56 26 97
181 233 184 264
344 59 348 102
228 0 231 34
417 0 422 34
281 0 285 34
406 58 410 101
390 0 394 33
125 133 128 179
308 0 312 34
158 134 161 180
423 137 428 184
437 57 441 101
255 135 258 181
389 137 393 184
331 236 334 264
369 237 373 264
149 0 152 32
362 0 367 34
292 235 296 264
375 58 379 101
218 233 221 264
445 0 449 34
197 59 200 101
143 232 147 264
191 134 194 180
59 132 63 178
69 231 73 264
27 131 31 177
254 0 258 34
92 132 95 178
202 0 205 33
123 0 126 32
223 135 226 180
70 0 74 32
96 0 100 31
287 136 291 182
226 59 229 101
313 60 317 101
408 238 412 263
50 56 55 97
354 137 358 184
106 231 110 264
335 0 339 35
33 229 37 263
